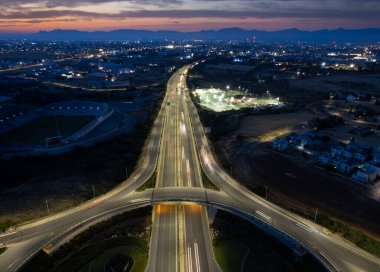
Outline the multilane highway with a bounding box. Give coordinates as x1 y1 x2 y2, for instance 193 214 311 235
147 66 218 272
0 64 380 271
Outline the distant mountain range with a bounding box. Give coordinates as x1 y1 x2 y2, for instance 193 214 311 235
1 28 380 43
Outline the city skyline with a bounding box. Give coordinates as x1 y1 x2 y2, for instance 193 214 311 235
1 0 380 33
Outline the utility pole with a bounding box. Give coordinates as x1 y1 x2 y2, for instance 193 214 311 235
314 208 318 223
46 200 50 215
54 116 61 137
265 185 268 199
92 184 96 198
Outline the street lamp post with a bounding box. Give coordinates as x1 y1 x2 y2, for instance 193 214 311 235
92 184 96 198
314 208 318 223
46 200 50 215
54 116 61 138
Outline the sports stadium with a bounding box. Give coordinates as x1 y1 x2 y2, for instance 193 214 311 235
0 100 135 157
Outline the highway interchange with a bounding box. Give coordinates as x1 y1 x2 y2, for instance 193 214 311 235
0 64 380 271
146 67 218 272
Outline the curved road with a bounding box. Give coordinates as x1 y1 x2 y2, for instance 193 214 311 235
0 64 380 272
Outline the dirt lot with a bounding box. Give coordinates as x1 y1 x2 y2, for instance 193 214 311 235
325 124 380 146
236 110 314 141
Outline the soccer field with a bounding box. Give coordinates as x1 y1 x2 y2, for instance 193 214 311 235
0 116 94 146
194 88 283 112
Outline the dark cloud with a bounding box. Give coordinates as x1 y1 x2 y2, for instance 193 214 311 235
0 0 182 8
0 0 379 29
1 7 379 20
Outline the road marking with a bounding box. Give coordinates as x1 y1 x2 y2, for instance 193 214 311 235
7 257 20 269
175 206 179 272
319 251 340 271
296 222 312 233
255 210 270 221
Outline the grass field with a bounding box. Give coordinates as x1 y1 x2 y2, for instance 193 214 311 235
214 240 248 272
0 220 15 232
0 116 94 146
136 170 156 191
90 246 147 272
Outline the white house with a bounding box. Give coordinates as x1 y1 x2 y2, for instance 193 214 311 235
272 138 289 151
337 162 353 173
352 166 378 183
354 152 367 163
331 146 344 156
343 150 353 160
288 134 309 146
332 158 342 168
319 153 332 165
365 162 380 174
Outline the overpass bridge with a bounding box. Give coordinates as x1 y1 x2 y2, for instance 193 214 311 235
1 64 380 272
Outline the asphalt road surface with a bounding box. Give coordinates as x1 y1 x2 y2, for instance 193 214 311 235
0 64 380 272
147 66 219 272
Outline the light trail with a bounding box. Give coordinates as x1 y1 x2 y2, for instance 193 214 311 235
195 241 201 272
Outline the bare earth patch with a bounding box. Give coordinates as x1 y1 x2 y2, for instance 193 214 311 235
236 110 314 141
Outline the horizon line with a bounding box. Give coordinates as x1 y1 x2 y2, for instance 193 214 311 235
2 26 380 35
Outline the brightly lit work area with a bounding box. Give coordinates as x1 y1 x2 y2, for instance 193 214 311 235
193 87 284 112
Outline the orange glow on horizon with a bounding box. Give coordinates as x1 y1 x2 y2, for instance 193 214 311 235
1 16 372 33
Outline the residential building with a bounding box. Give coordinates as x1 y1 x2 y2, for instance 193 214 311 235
319 153 332 165
352 166 378 183
354 152 367 163
337 162 354 173
331 146 344 156
343 150 353 160
272 138 289 151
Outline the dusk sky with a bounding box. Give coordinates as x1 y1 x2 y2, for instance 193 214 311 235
1 0 380 33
